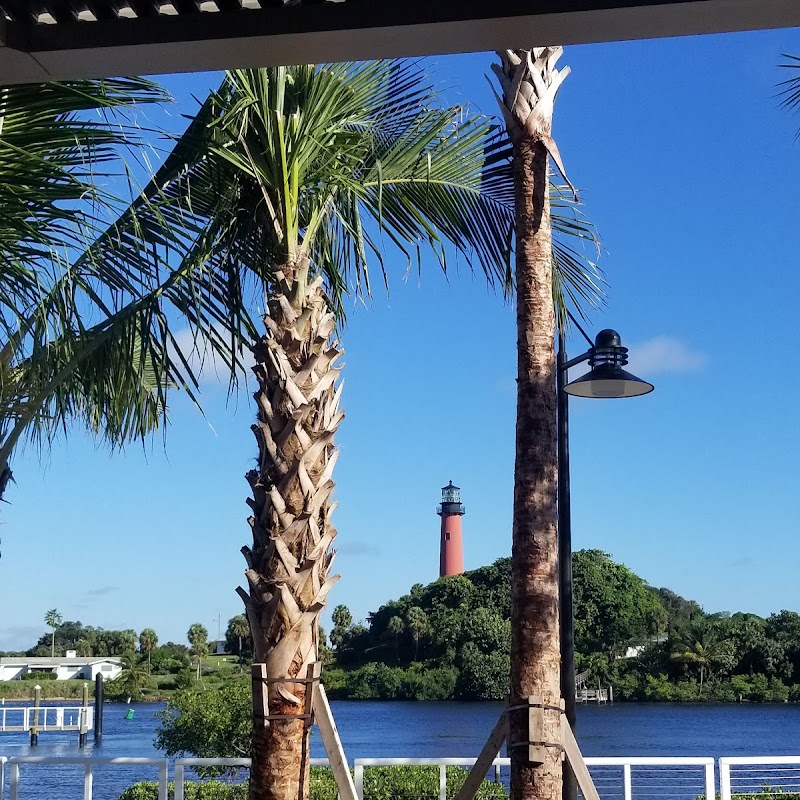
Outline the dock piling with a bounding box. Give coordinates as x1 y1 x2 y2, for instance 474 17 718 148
30 685 41 746
78 683 88 748
94 674 104 744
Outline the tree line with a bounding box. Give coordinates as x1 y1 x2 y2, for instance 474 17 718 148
321 550 800 703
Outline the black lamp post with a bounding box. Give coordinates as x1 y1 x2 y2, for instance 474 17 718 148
557 325 653 800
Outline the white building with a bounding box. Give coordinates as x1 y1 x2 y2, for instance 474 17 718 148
0 652 123 682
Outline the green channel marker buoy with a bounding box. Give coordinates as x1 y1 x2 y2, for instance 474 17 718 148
125 709 135 720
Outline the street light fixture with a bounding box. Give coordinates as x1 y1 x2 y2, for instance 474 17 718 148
557 322 653 800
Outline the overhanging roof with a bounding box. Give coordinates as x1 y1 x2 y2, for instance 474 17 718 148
1 0 799 84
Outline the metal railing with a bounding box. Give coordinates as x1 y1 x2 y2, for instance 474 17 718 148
0 705 93 732
586 757 715 800
351 756 715 800
719 756 800 800
1 755 6 798
6 756 168 800
173 757 331 800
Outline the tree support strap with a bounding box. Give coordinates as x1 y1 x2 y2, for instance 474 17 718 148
454 697 602 800
507 695 565 763
251 662 322 729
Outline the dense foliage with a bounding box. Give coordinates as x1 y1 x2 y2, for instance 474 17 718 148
323 550 800 702
120 766 506 800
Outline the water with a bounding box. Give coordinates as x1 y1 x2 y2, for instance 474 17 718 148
4 701 800 798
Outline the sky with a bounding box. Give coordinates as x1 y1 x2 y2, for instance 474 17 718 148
2 29 800 652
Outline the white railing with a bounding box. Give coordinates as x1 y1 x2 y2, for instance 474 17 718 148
173 757 331 800
1 755 6 798
586 757 715 800
0 705 93 732
6 756 168 800
720 756 800 800
351 756 715 800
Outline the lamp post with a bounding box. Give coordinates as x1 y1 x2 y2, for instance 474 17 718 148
557 325 653 800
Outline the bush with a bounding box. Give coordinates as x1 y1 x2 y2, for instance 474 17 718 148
21 671 57 680
119 767 508 800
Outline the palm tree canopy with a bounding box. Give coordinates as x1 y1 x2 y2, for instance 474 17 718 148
44 609 62 628
0 78 198 491
779 54 800 135
81 61 602 380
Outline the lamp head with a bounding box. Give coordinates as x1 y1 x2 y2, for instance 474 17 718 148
563 329 654 399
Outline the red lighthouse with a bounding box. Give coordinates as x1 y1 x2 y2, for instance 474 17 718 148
437 481 465 577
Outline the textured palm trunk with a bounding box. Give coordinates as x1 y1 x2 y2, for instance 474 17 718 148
239 266 342 800
493 48 569 800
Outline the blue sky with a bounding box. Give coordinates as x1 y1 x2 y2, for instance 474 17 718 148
2 29 800 651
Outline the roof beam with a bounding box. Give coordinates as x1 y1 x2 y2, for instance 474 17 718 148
1 0 799 83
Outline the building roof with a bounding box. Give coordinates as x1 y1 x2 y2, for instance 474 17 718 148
0 0 798 84
0 657 122 666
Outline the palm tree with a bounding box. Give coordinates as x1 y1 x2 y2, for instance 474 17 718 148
113 652 150 701
388 615 404 662
671 622 732 690
188 623 209 679
406 607 430 662
779 54 800 129
139 629 158 674
0 79 185 513
228 615 250 665
44 609 62 657
491 47 574 800
95 61 600 800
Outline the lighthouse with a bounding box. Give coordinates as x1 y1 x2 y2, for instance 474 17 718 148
437 481 465 577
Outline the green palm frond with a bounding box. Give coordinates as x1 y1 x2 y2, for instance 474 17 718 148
0 77 188 485
81 61 602 356
778 54 800 136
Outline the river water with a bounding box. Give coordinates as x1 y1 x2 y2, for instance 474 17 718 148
3 701 800 798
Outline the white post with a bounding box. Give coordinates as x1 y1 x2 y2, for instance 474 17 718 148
705 762 716 800
158 760 169 800
623 763 632 800
175 762 184 800
439 764 447 800
354 763 364 800
10 762 19 800
1 757 6 798
719 761 732 800
83 763 93 800
56 708 64 729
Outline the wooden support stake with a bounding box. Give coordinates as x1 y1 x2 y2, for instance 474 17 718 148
528 695 545 765
313 683 358 800
251 664 269 728
562 716 602 800
454 710 508 800
303 662 321 729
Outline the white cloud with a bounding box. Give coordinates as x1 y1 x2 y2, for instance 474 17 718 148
625 335 708 376
170 325 254 386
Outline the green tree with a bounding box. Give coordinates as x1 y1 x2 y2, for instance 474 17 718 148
187 624 209 680
226 615 251 665
330 606 353 652
573 549 664 658
156 682 252 774
387 616 404 662
44 609 62 658
0 78 203 517
109 653 151 701
671 621 734 690
406 607 430 662
139 629 158 674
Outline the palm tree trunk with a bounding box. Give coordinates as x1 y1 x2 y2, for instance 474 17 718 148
51 629 55 658
239 267 342 800
494 48 570 800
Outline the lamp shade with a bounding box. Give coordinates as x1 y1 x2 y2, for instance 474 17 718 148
563 329 654 399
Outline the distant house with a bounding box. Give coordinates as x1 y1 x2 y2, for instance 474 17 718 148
210 640 227 656
0 651 123 682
